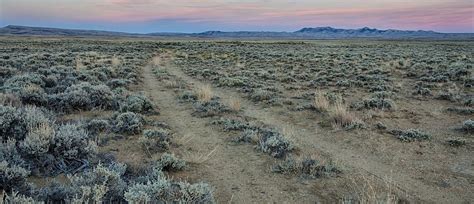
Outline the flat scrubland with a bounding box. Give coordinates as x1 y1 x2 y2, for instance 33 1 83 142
1 37 472 203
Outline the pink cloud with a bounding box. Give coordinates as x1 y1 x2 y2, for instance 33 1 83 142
2 0 473 32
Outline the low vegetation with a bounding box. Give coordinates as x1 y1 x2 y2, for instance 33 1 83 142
1 37 472 203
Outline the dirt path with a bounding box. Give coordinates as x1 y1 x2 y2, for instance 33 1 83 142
141 55 327 203
148 53 467 203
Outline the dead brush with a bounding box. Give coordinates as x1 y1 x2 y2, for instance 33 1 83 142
196 85 213 103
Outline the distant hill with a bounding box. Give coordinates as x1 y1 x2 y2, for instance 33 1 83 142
0 25 145 37
1 25 472 39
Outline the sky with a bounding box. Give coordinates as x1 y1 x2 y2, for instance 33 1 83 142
1 0 473 33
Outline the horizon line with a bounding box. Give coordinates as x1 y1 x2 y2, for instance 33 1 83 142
3 24 473 34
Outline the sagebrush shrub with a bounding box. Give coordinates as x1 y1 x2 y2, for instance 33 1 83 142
156 153 186 171
52 82 114 112
257 128 293 158
113 112 144 134
85 119 110 135
179 91 198 102
16 85 48 106
3 191 41 204
462 119 473 133
119 94 155 114
107 79 130 89
249 88 273 102
192 98 230 117
272 156 340 178
52 123 97 160
352 97 395 110
0 139 26 167
234 129 259 143
0 105 25 140
218 77 246 87
211 118 252 131
124 163 214 203
390 129 431 142
139 129 171 153
4 73 45 89
0 93 22 107
447 138 466 147
20 123 55 156
0 105 52 141
447 107 474 115
68 162 127 202
0 161 31 193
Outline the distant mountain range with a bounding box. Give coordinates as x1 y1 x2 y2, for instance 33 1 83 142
1 25 472 39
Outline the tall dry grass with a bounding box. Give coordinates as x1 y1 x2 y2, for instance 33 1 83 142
196 85 213 103
227 97 241 112
111 56 121 67
329 101 360 128
314 92 330 112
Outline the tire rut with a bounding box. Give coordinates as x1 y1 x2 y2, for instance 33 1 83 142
141 56 325 203
157 53 462 203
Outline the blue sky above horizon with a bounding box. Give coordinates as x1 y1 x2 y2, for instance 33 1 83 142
1 0 473 33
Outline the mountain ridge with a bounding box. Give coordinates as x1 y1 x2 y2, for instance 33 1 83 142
1 25 472 39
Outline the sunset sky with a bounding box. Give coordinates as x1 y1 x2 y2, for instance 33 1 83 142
1 0 473 33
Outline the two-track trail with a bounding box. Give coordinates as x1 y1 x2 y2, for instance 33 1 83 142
141 54 326 203
141 53 465 203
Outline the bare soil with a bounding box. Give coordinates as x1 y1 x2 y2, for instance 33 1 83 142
138 53 473 203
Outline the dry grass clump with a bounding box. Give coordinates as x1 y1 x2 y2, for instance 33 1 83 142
227 97 241 112
329 101 361 128
312 92 364 129
313 92 330 112
75 56 86 70
151 56 161 66
343 174 401 204
111 56 121 67
196 84 213 103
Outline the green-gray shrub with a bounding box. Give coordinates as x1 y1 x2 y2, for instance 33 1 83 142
52 82 114 112
0 161 31 193
272 156 341 178
52 123 97 160
124 165 214 203
462 119 473 133
68 162 127 202
119 94 155 114
192 98 230 117
3 191 42 204
113 112 144 134
85 119 110 135
257 128 293 158
156 153 186 171
139 129 171 153
390 129 431 142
